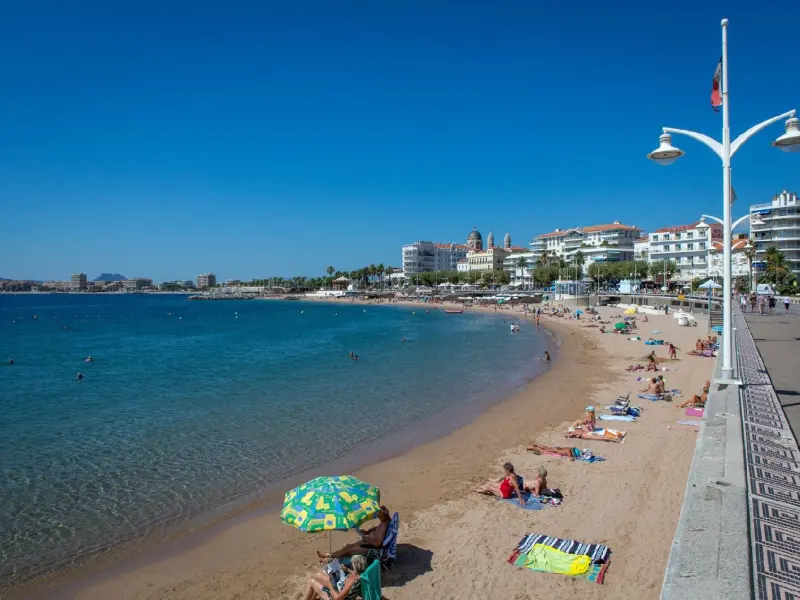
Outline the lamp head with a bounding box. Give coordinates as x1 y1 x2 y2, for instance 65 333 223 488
695 218 710 232
647 133 685 165
773 117 800 153
750 216 766 227
744 241 754 250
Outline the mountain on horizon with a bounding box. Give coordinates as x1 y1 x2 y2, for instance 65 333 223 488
93 273 126 282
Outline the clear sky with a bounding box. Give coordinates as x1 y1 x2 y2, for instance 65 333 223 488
1 1 798 281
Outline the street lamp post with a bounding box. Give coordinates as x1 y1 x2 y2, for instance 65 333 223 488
646 19 799 383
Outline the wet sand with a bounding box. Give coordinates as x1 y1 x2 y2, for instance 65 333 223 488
20 301 712 600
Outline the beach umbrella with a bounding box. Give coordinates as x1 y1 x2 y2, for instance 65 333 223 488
280 475 381 553
614 322 627 330
624 308 637 315
575 309 584 314
698 279 722 290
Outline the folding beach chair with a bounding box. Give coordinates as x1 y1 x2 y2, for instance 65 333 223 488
366 512 399 571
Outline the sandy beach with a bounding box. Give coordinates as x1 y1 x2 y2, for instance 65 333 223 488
20 298 714 600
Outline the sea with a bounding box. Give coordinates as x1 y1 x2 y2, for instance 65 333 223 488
0 293 551 588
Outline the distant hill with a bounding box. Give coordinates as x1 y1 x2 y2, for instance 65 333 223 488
93 273 126 282
0 277 10 281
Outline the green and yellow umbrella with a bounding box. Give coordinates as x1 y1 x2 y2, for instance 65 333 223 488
280 475 381 551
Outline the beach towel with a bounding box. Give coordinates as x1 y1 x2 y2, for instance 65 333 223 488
677 420 702 427
499 491 562 510
685 407 704 417
638 394 667 402
599 415 635 422
512 533 611 563
508 534 611 584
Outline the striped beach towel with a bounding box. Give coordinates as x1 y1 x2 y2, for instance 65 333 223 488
510 533 611 564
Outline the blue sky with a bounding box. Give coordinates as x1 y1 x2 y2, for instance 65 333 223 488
1 1 797 281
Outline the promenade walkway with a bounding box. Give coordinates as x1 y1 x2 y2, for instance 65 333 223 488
740 304 800 599
661 305 800 600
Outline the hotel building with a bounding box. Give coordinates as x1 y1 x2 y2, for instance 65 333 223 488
750 190 800 279
648 221 723 282
197 273 217 288
401 241 468 276
122 278 153 290
70 273 88 290
530 222 643 267
709 236 751 279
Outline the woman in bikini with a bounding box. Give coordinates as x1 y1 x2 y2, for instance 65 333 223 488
677 380 710 408
570 407 596 431
527 442 578 461
303 554 367 600
474 462 527 507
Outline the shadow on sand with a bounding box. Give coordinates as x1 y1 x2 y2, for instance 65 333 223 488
380 543 433 595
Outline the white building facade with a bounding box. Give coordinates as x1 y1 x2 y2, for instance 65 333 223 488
708 239 750 278
530 222 643 267
750 190 800 279
402 241 468 276
648 222 723 282
634 237 650 262
502 252 535 285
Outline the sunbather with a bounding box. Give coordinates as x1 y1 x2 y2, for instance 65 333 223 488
565 427 626 442
640 377 659 395
317 506 391 560
528 466 548 495
570 407 596 431
677 380 710 408
474 462 530 507
527 442 578 461
304 554 367 600
656 376 666 394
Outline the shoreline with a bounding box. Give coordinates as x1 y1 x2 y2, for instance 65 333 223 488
15 300 712 599
7 299 555 599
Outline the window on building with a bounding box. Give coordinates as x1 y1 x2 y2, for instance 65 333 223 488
663 234 671 240
687 232 694 239
652 235 658 241
675 244 681 250
664 244 670 251
699 242 706 250
687 243 694 250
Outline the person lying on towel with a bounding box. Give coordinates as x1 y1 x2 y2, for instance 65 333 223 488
317 506 391 560
527 442 581 461
565 427 626 442
677 380 710 409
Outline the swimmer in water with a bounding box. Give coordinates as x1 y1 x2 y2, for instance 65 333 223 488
544 351 551 362
402 338 406 343
8 359 14 365
76 373 84 380
85 356 93 362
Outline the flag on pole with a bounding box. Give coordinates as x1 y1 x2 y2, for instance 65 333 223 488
711 57 722 112
730 184 737 206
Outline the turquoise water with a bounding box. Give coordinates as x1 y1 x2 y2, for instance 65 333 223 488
0 294 549 587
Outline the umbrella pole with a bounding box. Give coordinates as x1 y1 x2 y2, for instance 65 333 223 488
329 531 332 557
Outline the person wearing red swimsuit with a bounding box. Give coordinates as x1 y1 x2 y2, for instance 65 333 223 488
474 462 526 507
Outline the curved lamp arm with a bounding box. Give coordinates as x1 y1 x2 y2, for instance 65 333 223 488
731 109 797 157
701 214 724 226
663 127 723 160
731 214 752 230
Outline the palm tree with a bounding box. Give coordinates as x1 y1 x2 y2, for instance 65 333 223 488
573 251 585 281
516 255 527 287
376 264 385 289
765 246 790 285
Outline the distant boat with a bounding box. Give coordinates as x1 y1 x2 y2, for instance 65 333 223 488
444 308 464 314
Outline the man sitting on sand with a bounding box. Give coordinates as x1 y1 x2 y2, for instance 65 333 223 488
640 377 659 395
317 506 391 560
677 380 710 408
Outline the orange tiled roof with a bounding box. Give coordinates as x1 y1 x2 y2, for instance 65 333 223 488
582 223 639 232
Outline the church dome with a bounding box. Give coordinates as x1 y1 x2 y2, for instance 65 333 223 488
468 228 482 241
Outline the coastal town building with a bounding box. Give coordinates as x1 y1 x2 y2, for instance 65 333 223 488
530 222 643 267
456 259 469 273
464 229 526 275
197 273 217 288
648 221 723 282
70 273 88 290
502 252 536 286
122 278 153 290
709 236 751 279
750 190 800 279
401 241 468 276
634 237 650 261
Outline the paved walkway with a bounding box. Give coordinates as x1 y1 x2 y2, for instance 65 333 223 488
743 305 800 439
737 306 800 599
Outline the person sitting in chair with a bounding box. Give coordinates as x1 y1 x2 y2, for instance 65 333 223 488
317 506 391 560
304 554 367 600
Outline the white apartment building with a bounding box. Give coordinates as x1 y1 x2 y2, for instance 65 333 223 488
634 237 650 261
750 190 800 279
648 221 722 282
502 252 535 285
709 238 750 278
402 241 468 276
70 273 88 290
530 222 643 267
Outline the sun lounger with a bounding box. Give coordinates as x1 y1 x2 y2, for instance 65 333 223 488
366 512 399 571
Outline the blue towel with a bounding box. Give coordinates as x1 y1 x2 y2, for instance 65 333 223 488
498 492 555 510
599 415 636 422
